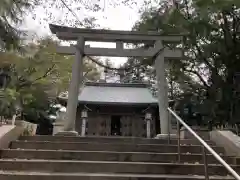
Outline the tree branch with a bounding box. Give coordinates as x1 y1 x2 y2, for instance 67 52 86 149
18 64 55 89
183 67 210 88
192 42 225 85
221 11 233 50
183 0 190 19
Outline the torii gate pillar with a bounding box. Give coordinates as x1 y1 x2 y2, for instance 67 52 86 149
154 40 181 135
155 50 169 135
63 37 84 135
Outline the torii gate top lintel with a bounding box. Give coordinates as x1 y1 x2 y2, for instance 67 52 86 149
49 24 183 43
49 24 183 58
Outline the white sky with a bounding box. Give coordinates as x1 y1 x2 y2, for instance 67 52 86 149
22 0 146 67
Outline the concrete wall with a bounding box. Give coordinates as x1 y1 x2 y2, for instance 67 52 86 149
6 120 37 136
0 125 19 149
180 127 210 140
0 120 37 149
210 130 240 156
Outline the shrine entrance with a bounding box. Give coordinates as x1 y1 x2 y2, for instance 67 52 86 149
111 115 122 136
49 23 183 136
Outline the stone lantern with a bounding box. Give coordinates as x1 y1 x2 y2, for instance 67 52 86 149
81 108 88 136
145 112 152 138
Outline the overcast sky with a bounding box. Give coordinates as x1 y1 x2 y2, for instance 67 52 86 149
22 0 146 66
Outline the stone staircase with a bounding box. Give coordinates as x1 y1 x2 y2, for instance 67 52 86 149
0 135 239 180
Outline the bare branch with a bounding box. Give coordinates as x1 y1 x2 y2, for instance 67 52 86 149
183 67 210 88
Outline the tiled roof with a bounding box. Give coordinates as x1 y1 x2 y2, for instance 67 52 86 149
59 82 158 105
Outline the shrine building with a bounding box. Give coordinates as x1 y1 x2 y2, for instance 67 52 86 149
58 82 161 138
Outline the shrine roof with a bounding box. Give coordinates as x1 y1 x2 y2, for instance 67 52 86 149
59 82 158 106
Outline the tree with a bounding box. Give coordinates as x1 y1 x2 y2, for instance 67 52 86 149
0 0 37 50
0 38 100 123
21 38 100 97
0 0 139 50
130 0 240 126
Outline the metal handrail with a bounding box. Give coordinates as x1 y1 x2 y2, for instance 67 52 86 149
168 107 240 180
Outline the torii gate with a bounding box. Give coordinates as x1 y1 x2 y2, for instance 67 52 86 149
49 24 183 136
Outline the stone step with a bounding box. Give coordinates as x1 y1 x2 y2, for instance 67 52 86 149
19 136 215 145
0 159 238 176
10 141 225 154
0 172 234 180
0 149 235 164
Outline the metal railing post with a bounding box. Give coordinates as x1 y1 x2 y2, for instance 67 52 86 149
202 146 209 180
168 111 171 144
177 119 181 163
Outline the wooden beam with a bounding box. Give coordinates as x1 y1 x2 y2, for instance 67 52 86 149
57 46 75 55
116 41 123 49
163 48 183 59
56 45 155 57
56 45 182 58
50 24 171 36
50 24 184 43
56 32 183 43
151 40 182 59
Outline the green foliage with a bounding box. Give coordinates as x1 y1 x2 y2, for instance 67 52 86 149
0 88 19 117
0 0 137 50
130 0 240 126
0 38 100 123
0 0 37 50
22 125 33 136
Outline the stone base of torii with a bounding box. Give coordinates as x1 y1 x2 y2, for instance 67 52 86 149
49 24 183 136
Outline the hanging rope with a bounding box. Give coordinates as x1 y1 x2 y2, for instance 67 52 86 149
78 44 167 71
